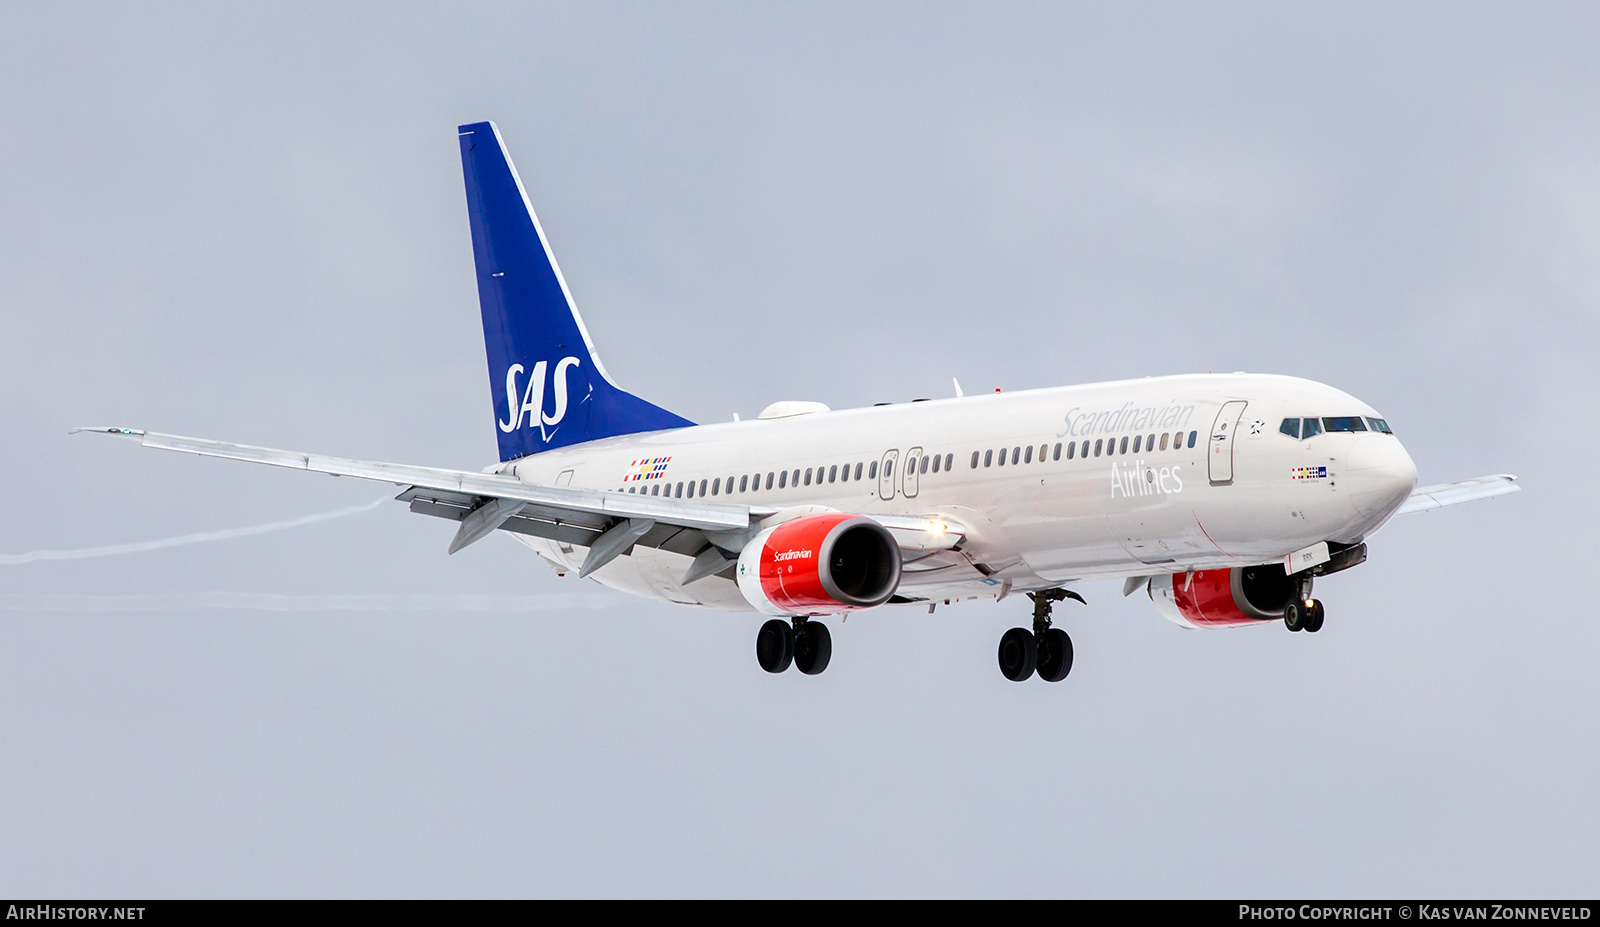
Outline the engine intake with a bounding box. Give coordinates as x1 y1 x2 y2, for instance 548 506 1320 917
736 514 902 616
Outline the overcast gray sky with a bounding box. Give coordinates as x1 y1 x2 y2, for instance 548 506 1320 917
1 2 1595 897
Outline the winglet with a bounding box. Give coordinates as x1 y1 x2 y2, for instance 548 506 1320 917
70 426 146 439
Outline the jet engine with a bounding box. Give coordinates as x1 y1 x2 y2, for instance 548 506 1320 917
736 513 902 616
1148 563 1303 629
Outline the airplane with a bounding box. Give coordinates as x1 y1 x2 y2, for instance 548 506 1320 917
74 120 1521 682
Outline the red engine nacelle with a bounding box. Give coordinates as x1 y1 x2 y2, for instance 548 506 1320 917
1148 564 1303 629
735 513 902 616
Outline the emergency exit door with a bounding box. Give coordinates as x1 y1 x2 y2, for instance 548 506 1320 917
878 449 899 500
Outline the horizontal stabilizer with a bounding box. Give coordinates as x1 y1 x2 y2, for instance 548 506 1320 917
1395 474 1520 516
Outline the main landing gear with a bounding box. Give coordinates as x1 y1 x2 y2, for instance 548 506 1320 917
1284 597 1326 633
998 588 1085 683
756 617 832 675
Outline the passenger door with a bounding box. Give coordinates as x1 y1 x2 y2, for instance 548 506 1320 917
1208 401 1248 486
878 449 899 501
903 446 923 498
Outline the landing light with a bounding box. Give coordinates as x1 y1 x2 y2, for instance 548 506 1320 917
924 521 950 535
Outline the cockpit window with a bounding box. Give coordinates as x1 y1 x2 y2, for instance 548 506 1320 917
1366 417 1393 434
1300 417 1323 438
1279 418 1300 439
1322 416 1368 433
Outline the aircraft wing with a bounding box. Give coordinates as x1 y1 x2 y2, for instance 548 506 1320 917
71 427 775 570
1395 474 1520 516
69 427 969 578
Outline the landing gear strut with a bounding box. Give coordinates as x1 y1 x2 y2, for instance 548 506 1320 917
998 588 1084 682
757 617 832 675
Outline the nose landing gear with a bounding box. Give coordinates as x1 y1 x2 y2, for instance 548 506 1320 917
998 588 1084 682
1284 595 1325 633
756 617 833 675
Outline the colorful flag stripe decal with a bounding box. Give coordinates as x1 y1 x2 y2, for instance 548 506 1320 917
623 456 673 481
1291 466 1328 480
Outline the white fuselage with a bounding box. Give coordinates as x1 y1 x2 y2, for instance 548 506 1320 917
501 373 1418 611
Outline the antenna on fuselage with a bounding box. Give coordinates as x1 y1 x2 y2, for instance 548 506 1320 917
953 378 965 398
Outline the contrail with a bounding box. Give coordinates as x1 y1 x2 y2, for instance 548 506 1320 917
0 593 616 612
0 497 389 566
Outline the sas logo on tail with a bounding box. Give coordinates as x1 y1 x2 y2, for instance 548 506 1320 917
498 356 582 439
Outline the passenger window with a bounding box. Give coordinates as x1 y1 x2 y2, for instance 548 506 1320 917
1301 418 1323 438
686 481 695 498
1366 417 1392 434
711 478 719 496
1119 436 1128 455
828 465 837 483
1322 416 1367 433
675 482 683 498
972 451 981 468
1051 443 1060 461
766 472 774 490
1187 431 1197 448
1279 418 1300 439
739 475 748 492
983 450 992 467
837 464 848 482
1147 434 1155 452
1012 447 1021 464
932 455 941 473
779 470 787 488
804 468 813 486
1132 435 1142 454
886 460 893 476
650 484 659 496
854 462 864 480
628 486 636 493
1066 442 1075 460
1094 439 1103 457
869 461 878 479
1024 445 1033 464
1159 433 1169 451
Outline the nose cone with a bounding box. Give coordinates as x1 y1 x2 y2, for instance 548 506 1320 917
1344 435 1418 522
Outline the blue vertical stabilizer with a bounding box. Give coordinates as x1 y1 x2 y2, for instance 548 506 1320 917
459 121 695 461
